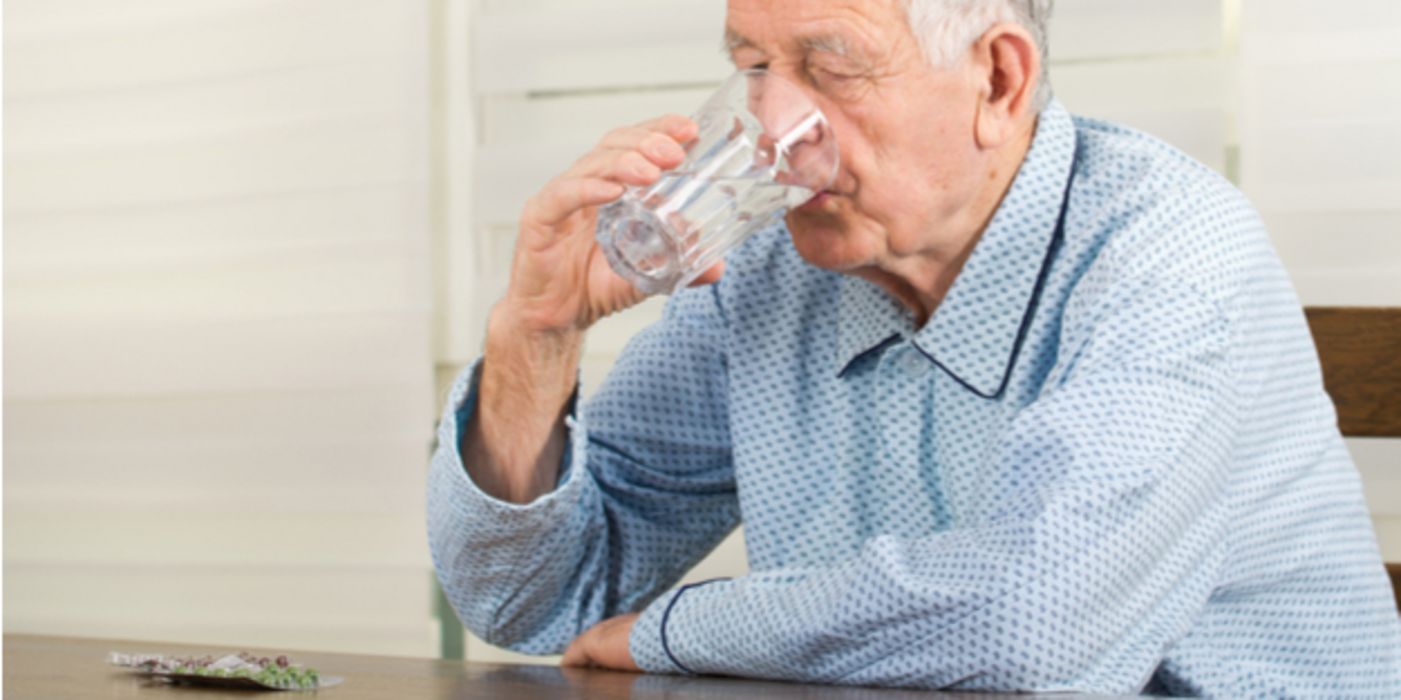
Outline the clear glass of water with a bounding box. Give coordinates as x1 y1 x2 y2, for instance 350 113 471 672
596 69 839 295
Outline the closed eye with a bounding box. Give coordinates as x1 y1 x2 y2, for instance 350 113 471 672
810 67 862 91
814 67 857 81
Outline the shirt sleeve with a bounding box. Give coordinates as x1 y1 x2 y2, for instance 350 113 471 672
629 276 1242 692
427 285 740 655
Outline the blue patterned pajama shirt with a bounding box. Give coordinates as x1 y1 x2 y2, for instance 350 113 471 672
428 103 1401 696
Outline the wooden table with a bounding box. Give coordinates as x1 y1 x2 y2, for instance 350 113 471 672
4 634 1140 699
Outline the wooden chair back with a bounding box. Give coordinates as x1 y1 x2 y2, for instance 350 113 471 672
1304 307 1401 614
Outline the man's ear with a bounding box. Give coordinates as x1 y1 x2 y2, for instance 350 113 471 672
969 22 1041 149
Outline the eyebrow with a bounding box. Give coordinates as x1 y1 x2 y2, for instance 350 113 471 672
722 28 855 59
797 34 852 57
722 28 752 54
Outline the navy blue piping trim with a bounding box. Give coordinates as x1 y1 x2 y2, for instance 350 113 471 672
709 280 729 328
660 578 731 674
911 141 1078 400
837 333 903 379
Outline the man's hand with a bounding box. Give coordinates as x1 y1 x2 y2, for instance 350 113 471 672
463 113 722 506
507 113 712 336
561 613 641 671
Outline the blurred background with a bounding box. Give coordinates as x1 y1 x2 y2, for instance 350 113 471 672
4 0 1399 665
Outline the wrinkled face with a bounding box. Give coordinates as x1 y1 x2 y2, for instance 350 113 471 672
725 0 989 272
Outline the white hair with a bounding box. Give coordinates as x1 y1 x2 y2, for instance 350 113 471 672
903 0 1054 111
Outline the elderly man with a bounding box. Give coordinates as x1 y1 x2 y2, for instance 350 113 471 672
428 0 1401 695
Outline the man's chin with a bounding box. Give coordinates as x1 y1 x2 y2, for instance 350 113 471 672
786 219 868 273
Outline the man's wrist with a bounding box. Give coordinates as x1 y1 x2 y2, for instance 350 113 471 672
482 302 582 412
462 303 584 505
630 578 734 675
630 592 683 673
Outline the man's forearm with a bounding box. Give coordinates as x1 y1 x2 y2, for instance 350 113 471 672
463 302 583 504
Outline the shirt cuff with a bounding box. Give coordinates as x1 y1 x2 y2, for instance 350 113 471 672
430 359 589 537
629 578 735 675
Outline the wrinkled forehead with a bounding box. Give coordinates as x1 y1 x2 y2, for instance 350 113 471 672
722 0 907 56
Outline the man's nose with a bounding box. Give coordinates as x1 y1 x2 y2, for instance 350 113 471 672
749 78 823 149
744 71 836 189
750 100 823 157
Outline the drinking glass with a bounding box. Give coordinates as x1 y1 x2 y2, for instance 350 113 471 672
595 69 839 294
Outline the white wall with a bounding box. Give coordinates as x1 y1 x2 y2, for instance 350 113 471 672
4 0 439 656
452 0 1401 663
1237 0 1401 569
